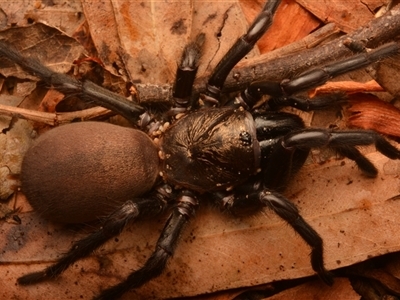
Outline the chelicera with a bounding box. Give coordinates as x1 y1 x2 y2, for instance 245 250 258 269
0 0 399 299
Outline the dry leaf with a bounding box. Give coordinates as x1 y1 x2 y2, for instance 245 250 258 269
309 80 384 97
347 93 400 138
0 23 84 78
375 59 400 98
296 0 386 32
0 119 33 199
266 278 360 300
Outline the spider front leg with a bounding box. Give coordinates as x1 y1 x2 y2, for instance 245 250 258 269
238 42 400 108
281 128 400 177
173 33 205 107
96 191 198 300
17 186 171 286
0 40 145 122
205 0 282 102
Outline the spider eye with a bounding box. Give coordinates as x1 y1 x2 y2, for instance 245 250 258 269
240 131 252 146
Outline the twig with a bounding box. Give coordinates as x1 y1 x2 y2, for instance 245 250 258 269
0 104 111 126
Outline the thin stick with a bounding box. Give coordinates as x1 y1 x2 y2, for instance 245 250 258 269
0 104 111 126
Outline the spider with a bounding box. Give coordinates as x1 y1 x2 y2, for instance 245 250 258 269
0 0 399 299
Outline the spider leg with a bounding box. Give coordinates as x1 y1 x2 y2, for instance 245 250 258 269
17 189 170 285
265 93 347 111
259 190 334 285
0 40 144 121
238 42 400 107
173 33 205 107
95 191 198 300
217 186 333 285
281 42 399 95
281 128 400 176
335 146 379 177
205 0 282 102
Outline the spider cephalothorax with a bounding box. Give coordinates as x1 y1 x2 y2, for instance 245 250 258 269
0 0 399 299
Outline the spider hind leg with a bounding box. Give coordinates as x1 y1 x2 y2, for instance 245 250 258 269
17 189 171 286
95 191 198 300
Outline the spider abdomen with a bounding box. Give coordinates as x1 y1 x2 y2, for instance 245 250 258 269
20 122 159 223
160 107 260 192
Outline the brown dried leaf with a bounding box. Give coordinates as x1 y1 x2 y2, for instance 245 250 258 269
0 119 33 200
375 59 400 97
296 0 385 32
309 80 384 97
0 23 84 78
80 1 121 76
82 1 255 84
0 1 84 32
266 278 360 300
346 93 400 138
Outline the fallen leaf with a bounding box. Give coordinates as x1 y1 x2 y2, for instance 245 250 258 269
266 278 360 300
296 0 383 32
346 93 400 138
0 23 84 78
0 118 33 200
309 80 384 97
375 58 400 98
